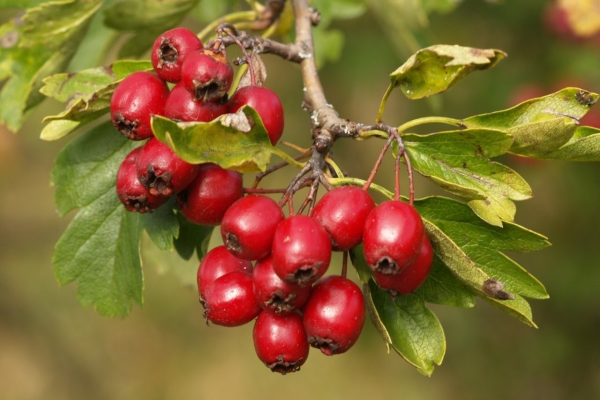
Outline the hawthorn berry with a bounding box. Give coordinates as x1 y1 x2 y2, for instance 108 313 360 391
271 215 332 287
363 200 425 275
164 82 228 122
177 163 243 226
373 235 434 295
228 86 285 145
197 245 252 297
311 186 375 251
181 48 234 102
253 311 309 374
253 256 312 315
221 194 284 261
110 71 169 140
201 270 261 327
302 275 365 356
135 137 200 196
151 27 203 83
116 147 168 213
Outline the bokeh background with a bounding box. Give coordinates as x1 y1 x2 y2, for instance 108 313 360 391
1 0 600 399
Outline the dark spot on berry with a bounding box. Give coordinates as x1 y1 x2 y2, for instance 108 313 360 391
286 262 322 287
112 111 140 140
266 355 303 375
159 39 178 65
194 80 228 103
140 164 173 196
375 256 399 275
224 232 241 254
265 290 297 314
308 335 340 356
120 194 153 213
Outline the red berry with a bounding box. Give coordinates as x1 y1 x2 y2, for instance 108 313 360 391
110 71 169 140
253 256 312 315
164 82 228 122
253 311 309 374
151 27 203 83
177 163 243 226
181 49 233 102
116 147 168 213
135 137 200 196
221 194 284 260
373 235 434 295
197 245 253 297
303 275 365 356
228 86 285 145
312 186 375 251
363 200 425 275
271 215 332 287
200 270 261 327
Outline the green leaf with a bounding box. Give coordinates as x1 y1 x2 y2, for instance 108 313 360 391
53 190 143 317
140 198 179 251
51 121 139 216
483 294 537 328
40 60 153 140
414 256 476 308
313 27 345 69
313 0 367 27
173 213 213 261
390 45 506 100
463 88 599 158
540 126 600 161
349 244 374 284
402 129 531 226
365 280 445 376
415 196 550 300
421 0 459 14
151 107 274 173
104 0 199 31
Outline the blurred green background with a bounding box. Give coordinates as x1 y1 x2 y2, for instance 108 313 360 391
1 0 600 399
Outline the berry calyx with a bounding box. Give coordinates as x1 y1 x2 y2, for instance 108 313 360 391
151 27 203 83
363 200 425 275
164 82 228 122
303 275 365 355
177 163 243 226
201 270 261 327
312 186 375 251
228 86 285 145
373 234 434 295
271 215 332 287
253 311 309 374
181 48 234 102
116 147 168 213
197 245 253 297
135 137 200 196
253 256 312 315
221 194 284 261
110 71 169 140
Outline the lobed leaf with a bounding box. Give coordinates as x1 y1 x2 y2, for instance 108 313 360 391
390 44 506 100
402 129 531 226
40 60 153 140
53 189 143 318
365 280 445 377
151 106 274 173
463 88 599 158
415 196 550 300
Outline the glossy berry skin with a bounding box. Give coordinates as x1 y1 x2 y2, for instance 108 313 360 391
116 147 168 213
271 215 332 287
135 138 200 196
253 311 309 374
253 256 312 315
221 194 284 261
110 71 169 140
373 235 434 295
164 82 228 122
151 27 203 83
312 186 375 251
201 270 261 327
363 200 425 275
197 245 253 297
177 163 243 226
228 86 285 145
303 275 365 356
181 49 233 102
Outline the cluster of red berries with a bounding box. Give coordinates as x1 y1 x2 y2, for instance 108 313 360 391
111 27 284 217
110 27 434 375
198 185 433 374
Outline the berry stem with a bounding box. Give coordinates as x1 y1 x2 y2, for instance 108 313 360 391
341 251 348 278
397 116 466 133
219 24 257 87
362 134 394 192
394 140 401 202
198 11 257 42
253 150 312 189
